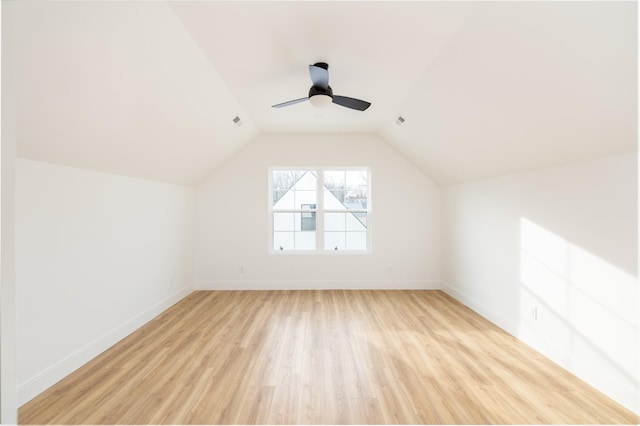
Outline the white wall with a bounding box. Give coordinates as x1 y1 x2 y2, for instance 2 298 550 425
1 2 19 422
442 153 639 414
195 132 441 290
15 159 195 405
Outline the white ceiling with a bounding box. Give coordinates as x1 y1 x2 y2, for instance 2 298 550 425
13 1 637 186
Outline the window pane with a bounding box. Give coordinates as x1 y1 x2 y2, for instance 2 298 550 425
273 213 294 231
294 190 316 208
324 213 367 251
273 170 314 208
324 170 368 210
295 231 316 250
273 232 294 251
274 213 316 251
346 231 367 250
347 212 367 231
346 170 367 190
324 171 346 191
324 188 346 209
274 191 295 209
300 206 316 231
325 212 367 232
293 211 316 232
324 212 346 231
345 170 368 209
324 171 347 209
324 232 346 251
295 171 317 190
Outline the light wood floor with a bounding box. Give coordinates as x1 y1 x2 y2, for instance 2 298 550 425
20 290 638 424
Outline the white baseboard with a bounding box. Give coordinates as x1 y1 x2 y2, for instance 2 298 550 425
196 280 441 291
517 323 640 415
441 281 518 335
442 281 640 416
18 285 194 406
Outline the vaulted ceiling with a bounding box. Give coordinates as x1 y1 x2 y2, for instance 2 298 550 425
12 1 637 186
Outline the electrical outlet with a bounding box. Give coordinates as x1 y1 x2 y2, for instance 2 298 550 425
531 306 538 320
239 265 244 274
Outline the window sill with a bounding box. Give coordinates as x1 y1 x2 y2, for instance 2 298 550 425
268 249 370 255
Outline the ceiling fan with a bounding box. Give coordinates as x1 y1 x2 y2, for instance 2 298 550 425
272 62 371 111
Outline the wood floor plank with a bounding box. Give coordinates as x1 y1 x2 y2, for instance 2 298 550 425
297 349 325 424
352 397 385 424
235 385 274 425
19 290 639 424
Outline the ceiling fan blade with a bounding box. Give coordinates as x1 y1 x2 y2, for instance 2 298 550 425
271 97 308 108
309 64 329 89
332 95 371 111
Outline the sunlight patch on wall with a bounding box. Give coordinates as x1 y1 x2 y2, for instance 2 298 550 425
518 218 638 392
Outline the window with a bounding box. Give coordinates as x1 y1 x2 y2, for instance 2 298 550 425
270 168 369 252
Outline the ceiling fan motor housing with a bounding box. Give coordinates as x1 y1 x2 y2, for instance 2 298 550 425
309 85 333 98
308 84 333 107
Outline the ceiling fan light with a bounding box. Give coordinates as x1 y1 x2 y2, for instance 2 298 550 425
309 94 333 108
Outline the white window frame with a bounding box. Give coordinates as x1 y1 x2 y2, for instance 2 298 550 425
268 167 371 254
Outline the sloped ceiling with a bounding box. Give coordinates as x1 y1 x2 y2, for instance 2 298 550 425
14 1 258 186
13 1 637 186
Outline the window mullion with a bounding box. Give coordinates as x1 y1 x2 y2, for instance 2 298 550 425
316 169 324 251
